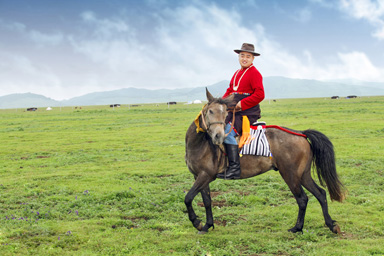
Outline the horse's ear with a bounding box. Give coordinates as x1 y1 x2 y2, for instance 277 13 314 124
206 88 215 103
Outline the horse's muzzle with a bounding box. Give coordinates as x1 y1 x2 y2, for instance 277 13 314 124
209 127 225 145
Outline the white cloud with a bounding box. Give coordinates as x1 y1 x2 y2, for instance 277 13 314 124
259 40 384 82
1 20 26 32
70 3 384 87
338 0 384 39
80 11 131 37
0 52 61 94
309 0 336 8
1 20 64 46
326 51 381 79
294 8 312 23
297 51 382 81
1 2 384 100
29 30 64 46
69 5 251 89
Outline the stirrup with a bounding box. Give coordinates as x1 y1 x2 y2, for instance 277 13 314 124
216 168 241 180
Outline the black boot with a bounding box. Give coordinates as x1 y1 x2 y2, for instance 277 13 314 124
217 144 241 180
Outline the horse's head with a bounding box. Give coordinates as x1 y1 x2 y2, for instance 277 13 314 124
202 88 234 145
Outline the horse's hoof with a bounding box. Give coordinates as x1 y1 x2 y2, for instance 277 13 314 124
288 227 302 233
197 222 203 231
332 224 341 234
198 231 207 235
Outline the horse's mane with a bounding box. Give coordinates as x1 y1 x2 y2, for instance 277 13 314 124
212 97 228 104
209 96 236 109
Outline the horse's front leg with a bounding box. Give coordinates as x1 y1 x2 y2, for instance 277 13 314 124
185 186 203 231
199 185 215 234
184 172 213 232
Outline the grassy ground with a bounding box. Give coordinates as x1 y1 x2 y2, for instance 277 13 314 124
0 96 383 255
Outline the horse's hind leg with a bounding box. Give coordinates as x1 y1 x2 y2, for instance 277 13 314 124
302 173 341 234
280 171 308 233
289 185 308 233
184 172 213 232
199 185 215 234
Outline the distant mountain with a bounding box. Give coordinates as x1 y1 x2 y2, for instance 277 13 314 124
61 87 202 106
210 77 384 99
1 77 383 109
325 78 384 88
0 93 59 109
263 76 384 99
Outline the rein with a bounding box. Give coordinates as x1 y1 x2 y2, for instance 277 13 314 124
200 105 236 137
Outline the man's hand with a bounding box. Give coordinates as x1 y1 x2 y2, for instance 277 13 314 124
235 101 242 112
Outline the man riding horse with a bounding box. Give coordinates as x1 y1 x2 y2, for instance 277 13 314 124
184 45 345 233
217 43 265 180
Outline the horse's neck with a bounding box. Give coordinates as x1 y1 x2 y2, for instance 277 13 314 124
186 121 207 148
186 121 227 174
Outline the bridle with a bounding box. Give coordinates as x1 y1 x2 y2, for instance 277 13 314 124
200 104 236 138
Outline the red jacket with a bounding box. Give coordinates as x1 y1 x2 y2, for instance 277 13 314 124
223 65 265 111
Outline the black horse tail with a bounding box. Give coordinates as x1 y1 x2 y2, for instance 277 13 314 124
302 129 345 202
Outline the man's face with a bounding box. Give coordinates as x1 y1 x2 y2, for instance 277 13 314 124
238 52 254 69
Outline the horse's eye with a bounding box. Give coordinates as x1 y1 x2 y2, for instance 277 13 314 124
209 110 214 114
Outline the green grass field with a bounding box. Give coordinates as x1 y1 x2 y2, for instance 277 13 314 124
0 96 383 255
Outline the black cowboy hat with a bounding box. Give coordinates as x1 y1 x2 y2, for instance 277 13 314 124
234 43 260 56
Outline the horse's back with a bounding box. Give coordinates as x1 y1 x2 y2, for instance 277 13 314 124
266 127 312 173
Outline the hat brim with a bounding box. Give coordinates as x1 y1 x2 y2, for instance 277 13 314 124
234 49 260 56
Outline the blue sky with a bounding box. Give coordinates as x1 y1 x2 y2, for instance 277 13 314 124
1 0 384 100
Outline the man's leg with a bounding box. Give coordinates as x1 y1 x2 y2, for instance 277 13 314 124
217 124 241 179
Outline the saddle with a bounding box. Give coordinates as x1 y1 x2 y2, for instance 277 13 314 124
239 116 272 157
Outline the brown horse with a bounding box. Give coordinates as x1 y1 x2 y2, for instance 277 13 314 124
184 89 345 234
